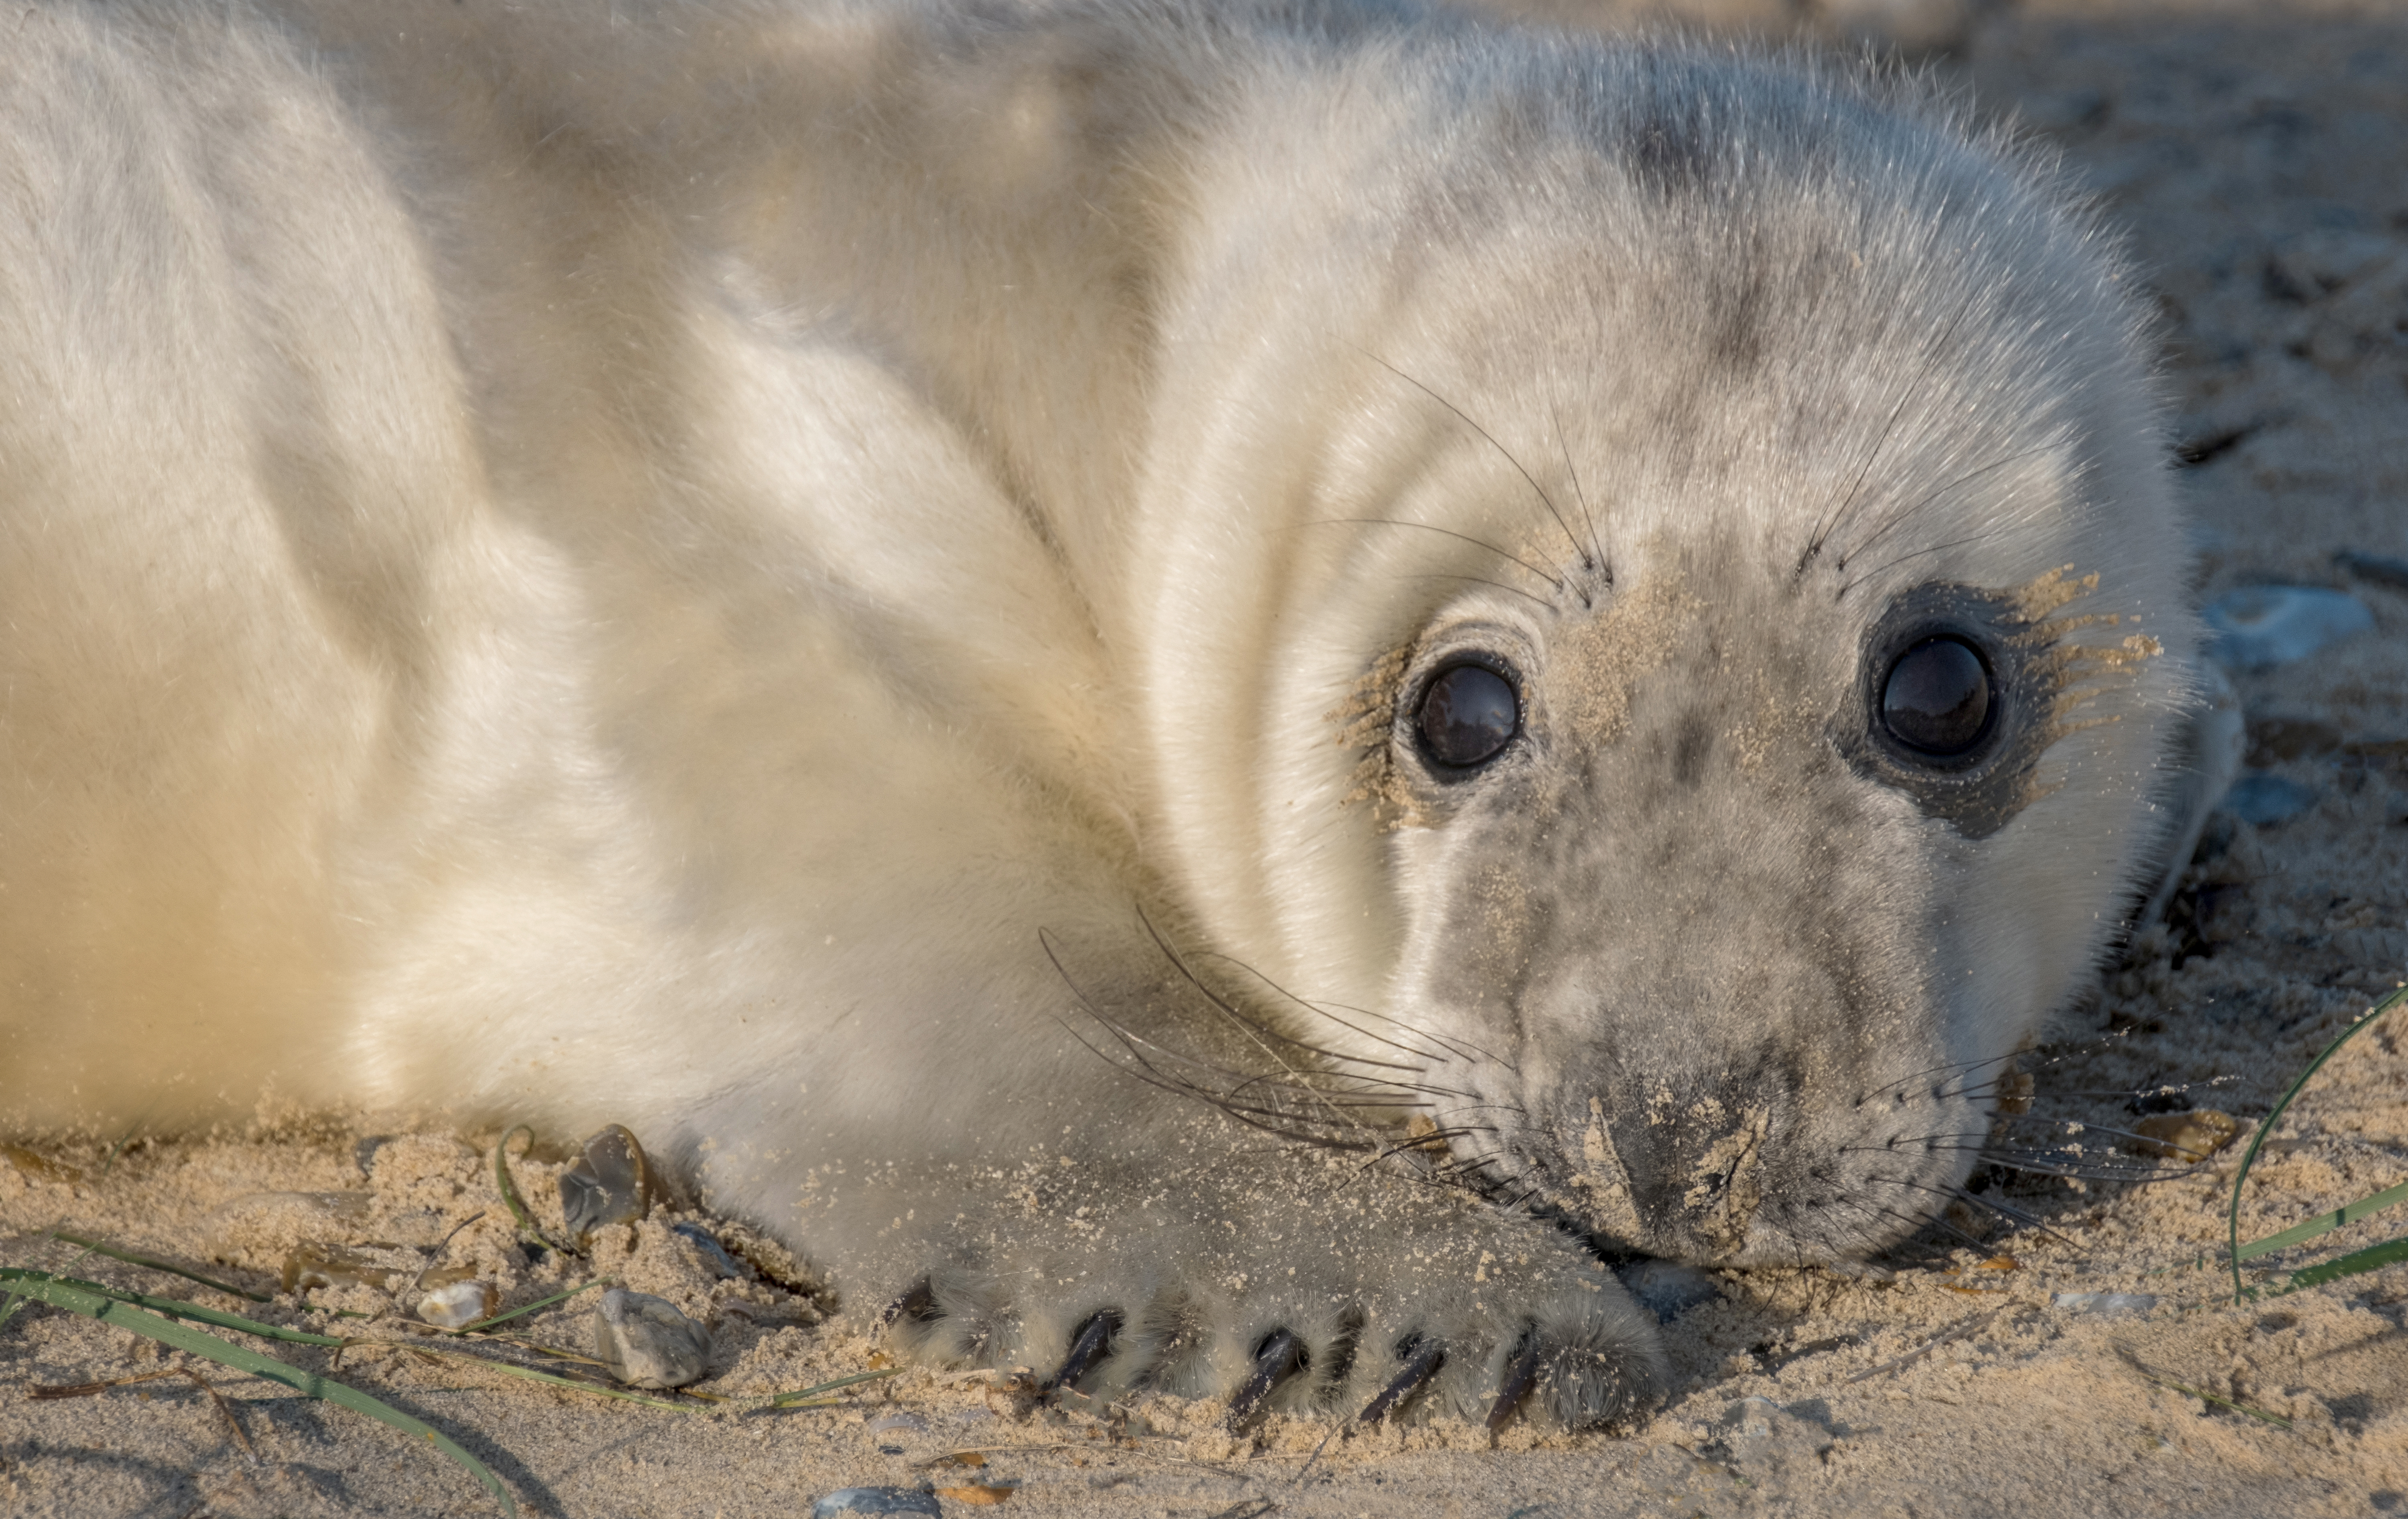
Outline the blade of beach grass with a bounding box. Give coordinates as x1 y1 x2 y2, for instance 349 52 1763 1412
0 1268 343 1345
3 1270 514 1515
2273 1234 2408 1294
45 1232 273 1303
2235 1176 2408 1262
0 1123 152 1332
456 1277 611 1334
378 1339 705 1411
364 1340 902 1412
2230 982 2408 1303
493 1125 571 1256
2113 1344 2293 1429
6 1267 898 1414
764 1367 904 1407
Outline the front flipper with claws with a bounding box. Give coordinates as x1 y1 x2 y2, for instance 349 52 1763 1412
845 1122 1668 1431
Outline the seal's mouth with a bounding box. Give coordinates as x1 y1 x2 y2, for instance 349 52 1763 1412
1427 1062 2012 1268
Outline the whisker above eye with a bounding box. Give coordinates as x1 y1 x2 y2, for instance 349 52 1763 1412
1310 518 1564 594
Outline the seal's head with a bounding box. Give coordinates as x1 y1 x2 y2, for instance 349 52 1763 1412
1135 49 2195 1264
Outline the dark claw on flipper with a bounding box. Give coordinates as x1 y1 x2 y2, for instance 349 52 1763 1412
1225 1328 1307 1430
1045 1309 1123 1393
881 1278 938 1331
1486 1328 1542 1436
1357 1335 1445 1425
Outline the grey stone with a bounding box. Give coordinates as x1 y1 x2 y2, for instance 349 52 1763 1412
592 1288 712 1389
559 1124 655 1246
811 1489 940 1517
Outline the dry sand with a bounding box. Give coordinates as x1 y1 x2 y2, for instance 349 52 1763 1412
5 2 2406 1515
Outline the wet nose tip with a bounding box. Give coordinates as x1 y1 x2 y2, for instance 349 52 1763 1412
1612 1105 1772 1257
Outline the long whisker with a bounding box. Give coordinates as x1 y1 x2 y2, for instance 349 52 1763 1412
1353 348 1584 593
1191 952 1452 1067
1837 522 2024 595
1861 1173 2076 1249
1402 573 1558 611
1799 299 1978 574
1800 382 1917 575
1137 910 1408 1079
1857 1050 2025 1108
1547 397 1607 579
1313 518 1563 593
1833 440 2060 566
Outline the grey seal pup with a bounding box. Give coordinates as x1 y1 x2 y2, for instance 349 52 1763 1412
0 0 2200 1427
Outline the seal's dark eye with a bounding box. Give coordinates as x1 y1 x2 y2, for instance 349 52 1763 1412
1880 637 1992 756
1418 662 1519 769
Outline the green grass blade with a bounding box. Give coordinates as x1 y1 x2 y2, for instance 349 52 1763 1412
2276 1233 2408 1294
2231 982 2408 1303
0 1268 344 1346
765 1367 903 1406
379 1338 703 1411
46 1232 272 1302
4 1271 513 1515
492 1126 571 1256
457 1277 609 1334
2236 1176 2408 1262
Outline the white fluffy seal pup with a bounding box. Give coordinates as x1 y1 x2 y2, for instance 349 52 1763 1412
0 0 2199 1427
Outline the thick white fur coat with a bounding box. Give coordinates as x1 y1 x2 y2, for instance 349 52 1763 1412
0 0 2195 1425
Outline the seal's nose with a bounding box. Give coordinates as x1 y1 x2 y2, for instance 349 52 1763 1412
1605 1095 1773 1258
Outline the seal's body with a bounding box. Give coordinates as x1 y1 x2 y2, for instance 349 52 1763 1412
0 0 2195 1424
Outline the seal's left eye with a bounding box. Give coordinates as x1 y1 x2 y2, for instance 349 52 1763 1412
1418 662 1519 770
1880 637 1992 756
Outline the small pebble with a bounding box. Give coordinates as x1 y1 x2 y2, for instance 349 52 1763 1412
811 1488 940 1518
670 1221 752 1280
592 1288 712 1389
281 1243 410 1294
1615 1259 1722 1323
2127 1109 2240 1163
2226 773 2319 825
417 1279 500 1330
2051 1291 2157 1318
1715 1397 1833 1476
2202 585 2373 669
560 1124 655 1246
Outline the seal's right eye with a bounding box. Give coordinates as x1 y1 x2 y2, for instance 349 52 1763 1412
1879 637 1992 757
1417 662 1519 770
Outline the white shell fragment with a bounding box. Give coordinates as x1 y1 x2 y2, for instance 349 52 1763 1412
2202 585 2374 670
417 1279 500 1330
592 1287 712 1389
559 1124 655 1246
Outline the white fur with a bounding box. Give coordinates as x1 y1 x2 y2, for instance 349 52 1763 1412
0 0 2191 1422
